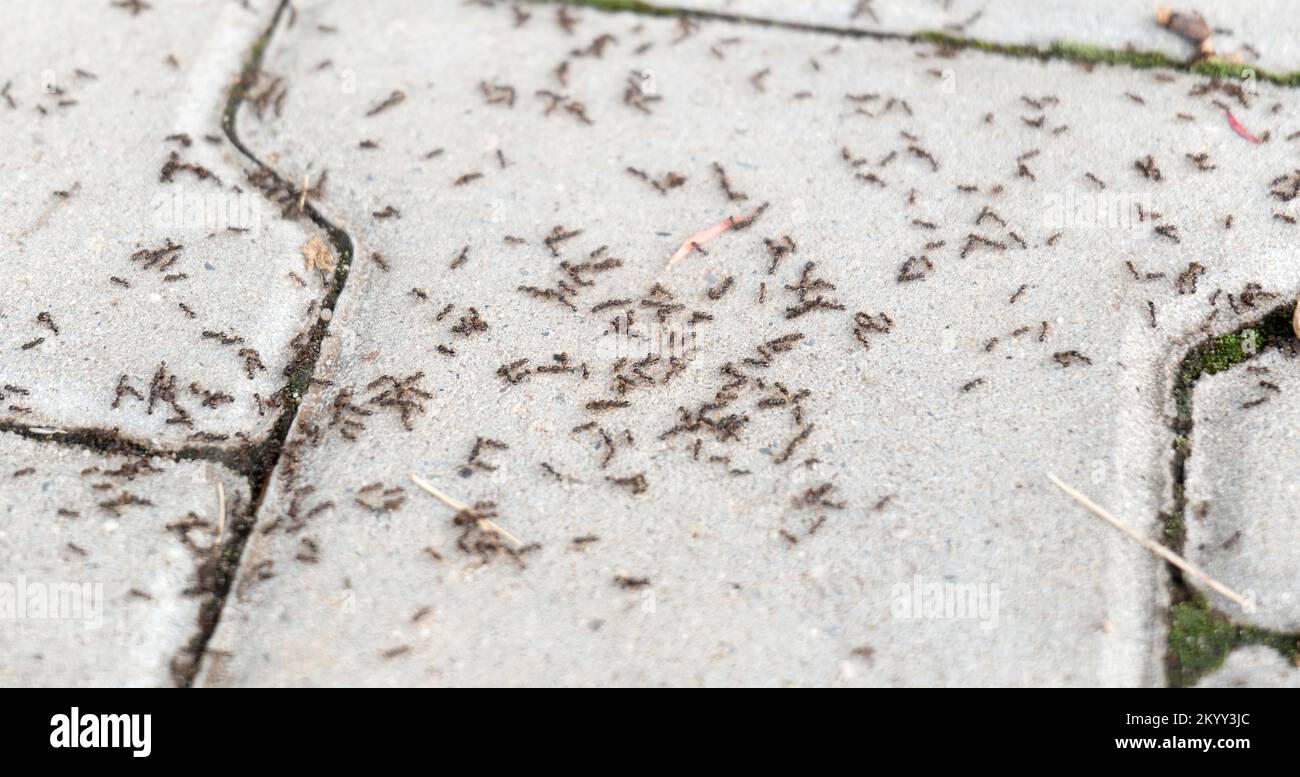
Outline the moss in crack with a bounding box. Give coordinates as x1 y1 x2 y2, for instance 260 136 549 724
1169 599 1300 687
552 0 675 14
929 35 1300 86
1182 305 1296 379
553 0 1300 88
914 31 1058 61
1168 601 1237 686
1164 300 1299 686
1162 514 1184 546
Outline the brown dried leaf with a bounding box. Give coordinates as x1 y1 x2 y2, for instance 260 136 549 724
302 234 335 273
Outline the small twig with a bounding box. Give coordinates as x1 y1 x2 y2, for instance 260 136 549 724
1156 7 1215 57
409 473 523 547
1046 473 1251 612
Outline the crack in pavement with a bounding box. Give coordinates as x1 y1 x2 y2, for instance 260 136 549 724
542 0 1300 87
2 0 358 687
168 0 359 687
1163 300 1299 686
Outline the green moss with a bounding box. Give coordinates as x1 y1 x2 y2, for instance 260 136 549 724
1168 601 1300 687
1162 510 1184 545
1168 602 1237 687
549 0 676 15
1238 624 1300 665
1198 332 1249 375
1049 39 1179 70
1178 304 1296 392
912 31 1042 59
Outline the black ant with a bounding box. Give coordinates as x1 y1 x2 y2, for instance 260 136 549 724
711 162 748 202
461 437 508 476
1053 351 1093 368
365 90 406 117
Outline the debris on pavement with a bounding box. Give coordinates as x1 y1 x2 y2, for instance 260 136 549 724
301 234 336 273
1226 111 1262 144
1156 7 1215 57
1047 474 1252 613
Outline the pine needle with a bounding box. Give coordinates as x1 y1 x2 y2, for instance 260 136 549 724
1047 473 1251 612
409 473 524 547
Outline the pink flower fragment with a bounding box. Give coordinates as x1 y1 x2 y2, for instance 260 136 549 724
1226 111 1261 144
667 205 766 268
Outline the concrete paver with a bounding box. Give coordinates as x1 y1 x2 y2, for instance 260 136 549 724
1195 645 1300 687
1 0 323 450
1186 348 1300 632
0 430 247 686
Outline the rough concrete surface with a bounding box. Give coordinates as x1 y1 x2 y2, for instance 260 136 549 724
1195 645 1300 688
671 0 1300 74
1 0 322 450
194 0 1298 687
0 431 247 686
2 0 1297 688
1186 348 1300 632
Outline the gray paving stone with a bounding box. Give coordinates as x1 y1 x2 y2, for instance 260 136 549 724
1194 645 1300 687
197 0 1300 686
0 430 248 686
0 0 323 450
1185 348 1300 632
671 0 1300 74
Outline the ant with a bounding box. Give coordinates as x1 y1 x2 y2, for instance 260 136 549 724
712 163 748 202
1053 351 1093 368
606 473 648 495
461 437 509 476
365 90 406 117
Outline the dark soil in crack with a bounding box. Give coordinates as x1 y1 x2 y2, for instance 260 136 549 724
167 0 357 687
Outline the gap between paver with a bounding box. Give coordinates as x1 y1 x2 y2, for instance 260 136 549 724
3 0 357 687
168 0 359 686
1163 301 1299 686
544 0 1300 87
